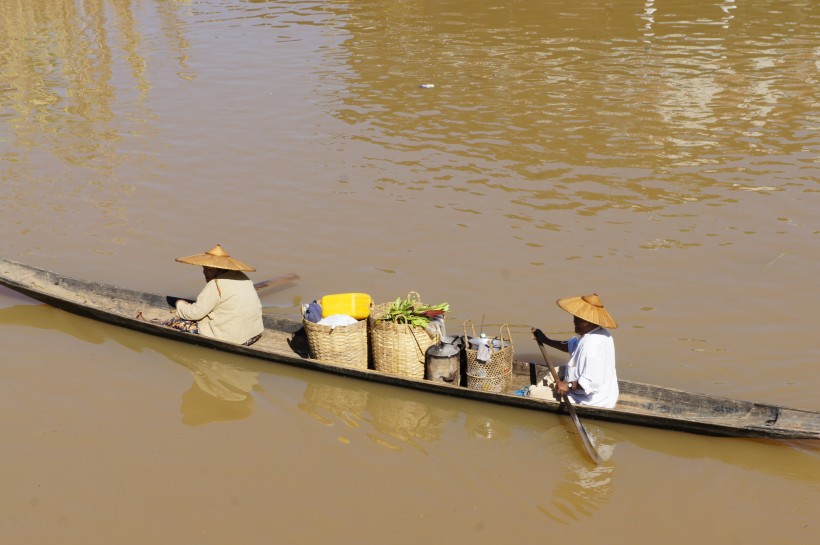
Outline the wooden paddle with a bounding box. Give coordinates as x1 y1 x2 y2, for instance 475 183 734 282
534 333 602 465
253 273 300 294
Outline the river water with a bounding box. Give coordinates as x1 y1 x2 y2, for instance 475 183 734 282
1 0 818 543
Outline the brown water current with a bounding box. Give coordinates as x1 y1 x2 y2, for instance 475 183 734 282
1 0 818 543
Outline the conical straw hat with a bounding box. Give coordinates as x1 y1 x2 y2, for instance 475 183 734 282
556 293 617 329
175 244 256 272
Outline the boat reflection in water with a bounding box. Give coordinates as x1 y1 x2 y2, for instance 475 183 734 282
538 427 617 522
5 298 815 523
169 352 259 427
295 371 617 520
299 383 369 430
0 300 260 426
0 298 616 520
0 300 109 345
366 391 458 452
298 382 459 452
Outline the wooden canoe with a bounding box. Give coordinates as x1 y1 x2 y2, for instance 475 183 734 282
0 258 817 440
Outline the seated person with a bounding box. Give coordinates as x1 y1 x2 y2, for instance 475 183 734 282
530 293 619 408
167 244 264 346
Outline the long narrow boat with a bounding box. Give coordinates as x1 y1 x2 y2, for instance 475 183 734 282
1 258 817 440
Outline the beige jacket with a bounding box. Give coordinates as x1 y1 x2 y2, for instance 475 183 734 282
175 271 263 345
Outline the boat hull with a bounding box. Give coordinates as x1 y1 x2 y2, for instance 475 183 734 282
1 258 817 440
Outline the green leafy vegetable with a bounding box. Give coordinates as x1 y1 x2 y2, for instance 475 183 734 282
380 296 449 327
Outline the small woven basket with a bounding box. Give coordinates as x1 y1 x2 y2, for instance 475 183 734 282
464 321 514 393
303 309 368 370
466 373 511 394
369 292 436 379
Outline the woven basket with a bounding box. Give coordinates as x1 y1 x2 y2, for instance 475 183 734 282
464 321 514 393
303 309 368 370
466 373 512 394
369 292 436 379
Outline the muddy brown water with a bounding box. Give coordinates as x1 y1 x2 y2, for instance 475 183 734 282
1 1 818 543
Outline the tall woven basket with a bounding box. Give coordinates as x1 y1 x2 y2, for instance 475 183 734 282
302 309 369 370
369 292 437 379
464 321 514 393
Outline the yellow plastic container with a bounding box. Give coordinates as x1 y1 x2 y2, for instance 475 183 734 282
320 293 372 320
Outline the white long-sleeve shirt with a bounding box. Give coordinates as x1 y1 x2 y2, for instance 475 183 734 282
175 271 263 345
564 327 619 408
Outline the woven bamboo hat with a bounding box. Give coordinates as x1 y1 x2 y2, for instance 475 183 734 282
556 293 618 329
175 244 256 272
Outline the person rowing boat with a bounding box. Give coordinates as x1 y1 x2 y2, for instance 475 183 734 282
527 293 619 409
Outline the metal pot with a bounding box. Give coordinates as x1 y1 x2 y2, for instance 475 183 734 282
425 335 462 385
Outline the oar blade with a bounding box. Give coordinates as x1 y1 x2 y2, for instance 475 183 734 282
254 273 300 293
535 339 602 466
567 399 603 465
